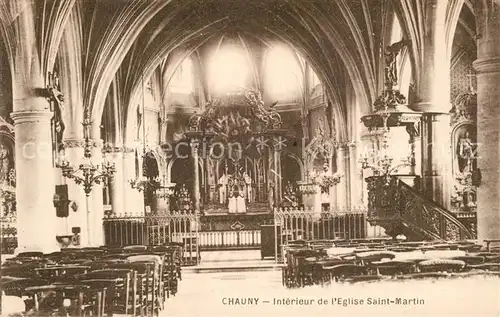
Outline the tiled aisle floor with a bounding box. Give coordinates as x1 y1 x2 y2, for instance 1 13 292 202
161 270 500 317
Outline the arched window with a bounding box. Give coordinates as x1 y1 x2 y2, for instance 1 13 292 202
170 57 194 94
264 45 303 100
208 46 250 94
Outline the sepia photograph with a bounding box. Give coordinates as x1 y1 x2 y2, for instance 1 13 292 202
0 0 499 316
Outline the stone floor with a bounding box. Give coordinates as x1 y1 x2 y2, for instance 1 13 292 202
159 250 500 317
185 250 280 273
160 269 500 317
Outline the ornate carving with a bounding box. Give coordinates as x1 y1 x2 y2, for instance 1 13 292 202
175 184 193 211
366 175 474 240
46 72 65 149
187 88 283 139
0 117 14 134
101 144 136 153
188 111 203 132
450 121 478 213
383 40 410 88
281 181 299 207
451 92 477 124
373 89 407 112
62 139 86 148
62 138 104 149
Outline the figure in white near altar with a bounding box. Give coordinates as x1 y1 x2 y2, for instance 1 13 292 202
218 172 229 205
228 185 246 214
243 172 253 203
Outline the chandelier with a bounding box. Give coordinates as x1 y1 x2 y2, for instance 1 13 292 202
129 176 161 193
58 117 116 196
359 111 413 183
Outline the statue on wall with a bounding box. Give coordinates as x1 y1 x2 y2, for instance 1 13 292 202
0 142 10 185
218 172 229 205
315 118 326 139
46 72 65 151
384 40 409 87
457 131 474 173
451 123 478 213
136 104 143 140
243 171 253 203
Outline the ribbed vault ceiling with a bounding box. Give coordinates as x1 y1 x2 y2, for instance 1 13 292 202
0 0 478 142
107 0 395 143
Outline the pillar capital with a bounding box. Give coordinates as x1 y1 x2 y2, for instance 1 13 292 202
10 109 53 124
473 57 500 74
61 138 104 149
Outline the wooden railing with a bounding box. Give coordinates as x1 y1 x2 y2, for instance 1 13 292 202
103 212 200 265
274 207 368 259
197 230 261 250
366 176 475 241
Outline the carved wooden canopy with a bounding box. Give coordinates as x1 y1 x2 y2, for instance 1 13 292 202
187 88 284 144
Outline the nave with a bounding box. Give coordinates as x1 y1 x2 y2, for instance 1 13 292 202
2 0 500 315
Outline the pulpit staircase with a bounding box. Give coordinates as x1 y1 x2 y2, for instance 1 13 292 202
366 176 475 241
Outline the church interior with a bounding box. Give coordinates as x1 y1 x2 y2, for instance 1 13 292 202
0 0 499 316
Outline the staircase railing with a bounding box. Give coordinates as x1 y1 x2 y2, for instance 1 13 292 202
366 176 475 241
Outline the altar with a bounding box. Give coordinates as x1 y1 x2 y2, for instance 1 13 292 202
169 89 291 216
199 212 273 231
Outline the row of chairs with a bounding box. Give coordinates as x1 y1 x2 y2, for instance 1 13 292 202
1 243 184 316
281 239 500 288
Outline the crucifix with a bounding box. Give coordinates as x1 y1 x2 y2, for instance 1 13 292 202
466 69 477 93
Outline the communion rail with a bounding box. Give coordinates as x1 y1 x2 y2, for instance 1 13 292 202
103 208 371 263
273 208 368 261
274 207 368 243
103 212 261 260
103 213 201 265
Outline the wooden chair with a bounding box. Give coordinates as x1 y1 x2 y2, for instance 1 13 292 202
23 284 89 317
121 260 162 316
34 266 91 282
78 269 136 316
322 264 368 283
417 259 466 273
123 245 148 253
79 279 120 317
368 260 417 276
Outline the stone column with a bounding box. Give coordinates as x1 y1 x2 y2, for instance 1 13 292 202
108 149 125 215
123 149 145 215
60 140 89 247
419 114 452 209
11 110 59 253
348 143 361 208
190 140 201 213
408 0 452 209
336 145 348 210
473 2 500 244
407 126 422 177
